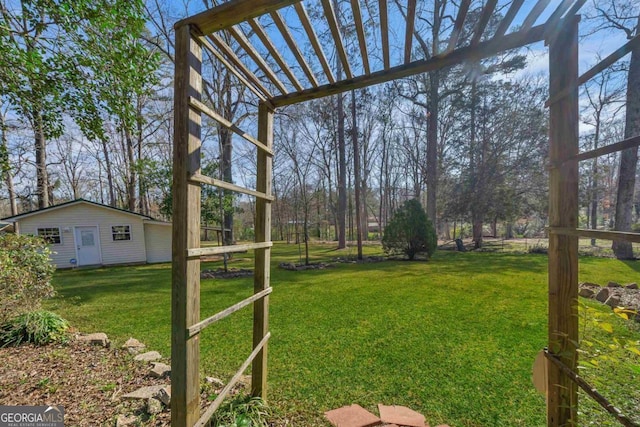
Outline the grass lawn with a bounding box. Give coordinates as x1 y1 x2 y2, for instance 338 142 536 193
47 243 640 426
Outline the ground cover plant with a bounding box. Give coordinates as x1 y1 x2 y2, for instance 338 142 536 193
46 243 640 426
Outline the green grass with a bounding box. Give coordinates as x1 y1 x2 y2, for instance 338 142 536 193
47 243 640 426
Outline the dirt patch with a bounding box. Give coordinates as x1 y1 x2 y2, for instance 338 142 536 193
201 268 254 279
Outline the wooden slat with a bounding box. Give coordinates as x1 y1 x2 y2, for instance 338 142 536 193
470 0 498 46
187 241 273 258
404 0 417 64
194 332 271 427
172 25 202 427
271 22 549 107
197 34 269 101
227 25 288 94
545 349 640 427
350 0 370 73
188 288 273 337
521 0 551 32
293 3 335 84
189 173 275 201
175 0 299 34
379 0 390 69
247 18 304 91
188 97 273 155
494 0 524 37
580 34 640 86
549 228 640 244
269 10 320 87
446 0 471 53
569 135 640 163
546 34 640 107
252 101 274 399
547 18 579 427
321 0 353 79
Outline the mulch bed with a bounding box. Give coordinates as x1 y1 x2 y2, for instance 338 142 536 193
0 339 171 426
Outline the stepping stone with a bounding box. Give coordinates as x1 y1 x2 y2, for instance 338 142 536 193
149 362 171 379
325 404 382 427
123 337 145 354
76 332 110 347
378 404 426 427
154 386 171 406
134 351 162 362
122 385 167 401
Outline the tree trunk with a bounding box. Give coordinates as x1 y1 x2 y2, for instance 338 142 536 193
590 119 600 246
0 113 18 216
612 18 640 260
101 138 116 206
125 129 136 211
426 1 441 230
34 111 49 208
472 213 483 249
221 127 234 245
337 91 347 248
352 90 363 260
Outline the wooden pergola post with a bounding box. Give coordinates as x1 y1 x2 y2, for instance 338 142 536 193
172 24 202 427
252 101 274 399
547 17 579 427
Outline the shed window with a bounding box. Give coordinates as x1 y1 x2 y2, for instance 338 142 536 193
112 225 131 241
37 227 61 244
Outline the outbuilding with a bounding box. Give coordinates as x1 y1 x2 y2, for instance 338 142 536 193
1 199 172 268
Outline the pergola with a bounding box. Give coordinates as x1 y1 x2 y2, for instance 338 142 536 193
171 1 640 426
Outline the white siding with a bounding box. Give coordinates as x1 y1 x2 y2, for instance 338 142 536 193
18 203 147 268
144 222 172 263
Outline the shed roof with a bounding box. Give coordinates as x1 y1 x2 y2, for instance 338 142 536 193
1 199 156 222
175 0 585 107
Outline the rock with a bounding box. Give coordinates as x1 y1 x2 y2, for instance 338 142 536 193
149 362 171 379
122 385 167 401
605 296 621 308
378 404 426 427
77 332 110 347
578 288 595 298
206 377 225 388
607 281 622 288
122 338 145 354
626 283 638 290
146 398 163 415
595 288 610 303
115 414 138 427
134 351 162 362
154 386 171 406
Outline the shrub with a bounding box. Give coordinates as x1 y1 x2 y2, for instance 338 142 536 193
382 199 437 260
209 394 270 427
0 310 69 347
0 233 55 324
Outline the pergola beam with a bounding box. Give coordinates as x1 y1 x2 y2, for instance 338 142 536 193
404 0 417 64
351 0 371 73
270 10 320 87
227 25 288 94
321 0 353 79
470 0 498 46
271 21 549 107
379 0 390 69
446 0 471 53
495 0 524 38
294 2 336 84
175 0 300 34
521 0 551 32
247 17 304 91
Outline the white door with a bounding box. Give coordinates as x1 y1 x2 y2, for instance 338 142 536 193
75 226 101 266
